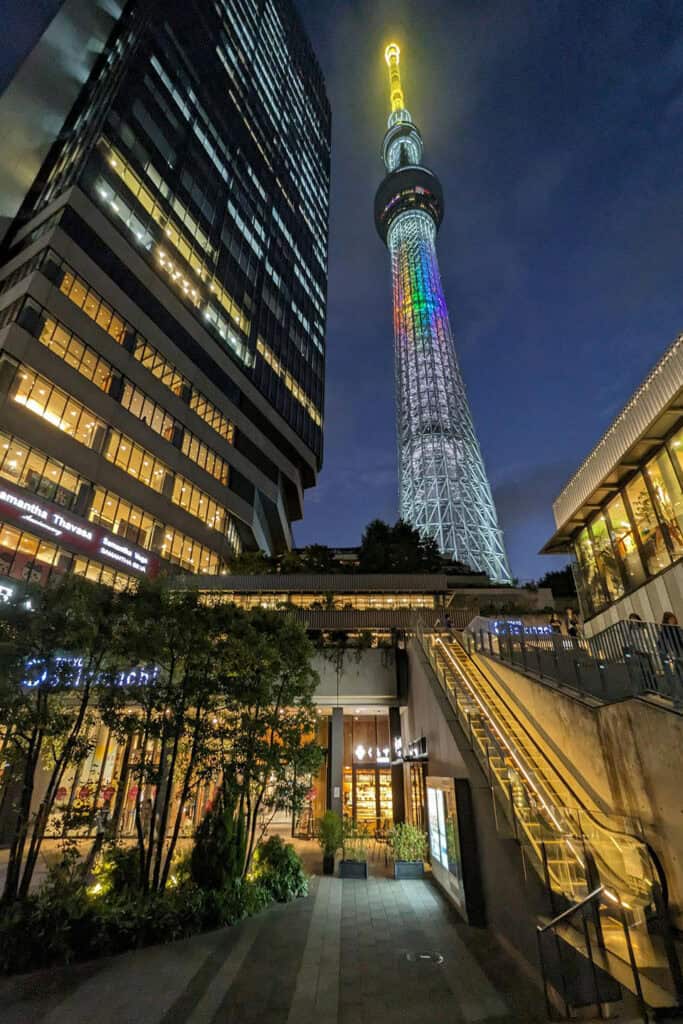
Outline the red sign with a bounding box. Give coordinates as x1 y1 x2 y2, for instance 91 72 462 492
0 481 159 577
56 786 67 801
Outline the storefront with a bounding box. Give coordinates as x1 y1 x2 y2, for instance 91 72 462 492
342 714 393 829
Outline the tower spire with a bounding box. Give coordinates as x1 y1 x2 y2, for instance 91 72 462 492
385 43 404 113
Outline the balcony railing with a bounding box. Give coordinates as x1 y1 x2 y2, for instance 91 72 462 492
467 617 683 706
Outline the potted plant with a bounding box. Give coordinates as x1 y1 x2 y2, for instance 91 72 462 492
389 822 427 879
317 811 342 875
339 818 368 879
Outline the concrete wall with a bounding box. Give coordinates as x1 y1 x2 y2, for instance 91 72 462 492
312 648 397 705
583 561 683 638
403 641 548 989
476 652 683 928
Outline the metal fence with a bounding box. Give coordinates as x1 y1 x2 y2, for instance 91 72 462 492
468 618 683 706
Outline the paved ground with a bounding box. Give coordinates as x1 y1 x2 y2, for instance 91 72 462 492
0 874 549 1024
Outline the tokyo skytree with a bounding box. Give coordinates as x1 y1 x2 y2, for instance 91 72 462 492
374 43 511 582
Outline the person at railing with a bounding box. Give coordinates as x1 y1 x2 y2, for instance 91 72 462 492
626 612 657 690
549 611 562 634
657 612 683 694
566 608 581 639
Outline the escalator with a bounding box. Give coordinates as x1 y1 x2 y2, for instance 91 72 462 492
416 626 683 1017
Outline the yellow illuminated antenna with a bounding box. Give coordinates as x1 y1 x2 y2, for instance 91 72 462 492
385 42 404 113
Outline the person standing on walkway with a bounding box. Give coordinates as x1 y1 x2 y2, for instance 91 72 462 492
549 612 562 634
566 608 580 639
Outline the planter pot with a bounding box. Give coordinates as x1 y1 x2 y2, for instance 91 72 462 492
322 852 335 876
339 859 368 879
393 860 425 880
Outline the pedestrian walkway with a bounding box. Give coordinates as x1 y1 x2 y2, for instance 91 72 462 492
0 876 549 1024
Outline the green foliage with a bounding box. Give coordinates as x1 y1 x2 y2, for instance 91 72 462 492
93 844 140 898
251 835 308 902
358 519 451 574
190 785 246 891
316 811 342 855
389 823 428 863
341 818 368 862
535 564 576 598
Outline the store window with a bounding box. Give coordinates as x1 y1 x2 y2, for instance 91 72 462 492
606 493 646 589
645 450 683 560
589 515 624 601
625 472 671 576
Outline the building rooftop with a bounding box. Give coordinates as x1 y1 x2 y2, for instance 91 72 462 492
543 333 683 553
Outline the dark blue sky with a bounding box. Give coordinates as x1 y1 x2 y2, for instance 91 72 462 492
3 1 683 581
294 0 683 580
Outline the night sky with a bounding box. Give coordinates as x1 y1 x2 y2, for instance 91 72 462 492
3 1 683 581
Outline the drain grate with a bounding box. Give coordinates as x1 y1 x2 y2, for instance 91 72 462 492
405 952 445 965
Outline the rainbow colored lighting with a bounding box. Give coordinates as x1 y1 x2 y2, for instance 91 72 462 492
377 43 511 582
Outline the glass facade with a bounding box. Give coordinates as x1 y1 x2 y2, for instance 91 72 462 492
0 0 329 584
70 0 330 458
573 429 683 618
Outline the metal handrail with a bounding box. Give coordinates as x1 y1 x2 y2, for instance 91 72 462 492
537 886 605 933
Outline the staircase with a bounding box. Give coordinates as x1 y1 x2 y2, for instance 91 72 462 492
416 626 683 1019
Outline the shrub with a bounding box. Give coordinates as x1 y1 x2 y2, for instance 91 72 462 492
251 835 308 902
341 817 368 862
92 844 140 898
388 823 428 863
190 790 245 891
316 811 342 855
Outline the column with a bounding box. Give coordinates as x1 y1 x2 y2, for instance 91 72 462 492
389 705 405 824
329 707 344 816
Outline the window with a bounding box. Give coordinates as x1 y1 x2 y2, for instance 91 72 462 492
625 472 671 576
59 270 126 344
181 431 229 485
588 515 624 601
574 527 606 616
605 493 646 589
12 367 105 449
0 432 86 510
121 381 175 441
104 430 168 493
645 449 683 559
38 316 112 392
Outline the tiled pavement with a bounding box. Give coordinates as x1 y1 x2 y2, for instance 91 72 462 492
0 876 549 1024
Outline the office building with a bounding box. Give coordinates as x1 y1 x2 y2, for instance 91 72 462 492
0 0 330 590
374 43 511 583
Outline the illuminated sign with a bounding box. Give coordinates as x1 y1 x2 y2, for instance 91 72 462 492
353 744 390 764
21 655 159 689
394 735 427 762
490 619 552 637
0 481 158 577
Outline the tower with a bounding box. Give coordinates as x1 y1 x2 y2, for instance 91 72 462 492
374 43 511 582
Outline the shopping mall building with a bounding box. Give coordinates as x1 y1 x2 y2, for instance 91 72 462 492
543 334 683 635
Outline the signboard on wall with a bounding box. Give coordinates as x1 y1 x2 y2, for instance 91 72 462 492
0 480 158 577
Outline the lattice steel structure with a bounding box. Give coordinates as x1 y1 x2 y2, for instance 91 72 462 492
374 44 511 582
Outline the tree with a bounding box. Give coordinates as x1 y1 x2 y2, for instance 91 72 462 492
358 519 448 573
0 575 124 903
225 550 274 575
207 608 322 877
100 579 238 893
536 564 577 598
